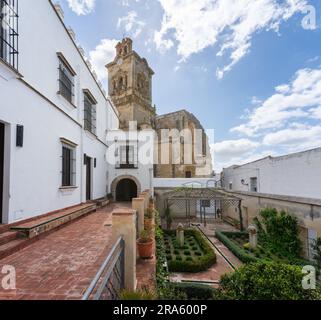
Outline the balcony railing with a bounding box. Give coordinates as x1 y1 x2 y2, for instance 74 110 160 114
82 237 125 300
0 0 19 70
116 163 138 169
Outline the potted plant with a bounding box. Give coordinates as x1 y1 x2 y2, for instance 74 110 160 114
145 208 154 230
165 207 173 230
137 230 154 259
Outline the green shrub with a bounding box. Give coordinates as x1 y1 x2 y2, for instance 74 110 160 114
173 283 217 300
254 208 302 260
216 230 258 264
165 229 216 273
184 250 191 256
120 289 157 300
186 257 193 262
174 249 179 255
176 256 182 261
217 262 321 300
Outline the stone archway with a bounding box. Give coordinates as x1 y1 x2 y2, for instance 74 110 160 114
111 175 142 202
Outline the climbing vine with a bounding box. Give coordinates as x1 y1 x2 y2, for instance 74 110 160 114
253 208 302 261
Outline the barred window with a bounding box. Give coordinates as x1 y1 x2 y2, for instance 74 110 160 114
58 56 75 104
84 91 97 135
0 0 19 69
117 142 137 169
61 144 76 187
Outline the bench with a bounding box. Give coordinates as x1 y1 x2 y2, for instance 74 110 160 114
11 203 97 239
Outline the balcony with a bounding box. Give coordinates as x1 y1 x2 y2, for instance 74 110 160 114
116 163 138 170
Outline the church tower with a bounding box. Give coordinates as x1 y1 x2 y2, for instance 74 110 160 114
106 38 156 130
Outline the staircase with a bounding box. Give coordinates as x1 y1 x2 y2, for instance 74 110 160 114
0 231 30 260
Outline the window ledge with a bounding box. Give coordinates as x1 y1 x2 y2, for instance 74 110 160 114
57 92 77 109
0 58 23 79
84 129 98 139
59 186 78 191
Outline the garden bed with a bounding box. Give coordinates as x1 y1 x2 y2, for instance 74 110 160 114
164 229 216 273
216 230 312 267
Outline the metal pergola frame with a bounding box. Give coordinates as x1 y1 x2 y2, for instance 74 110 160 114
164 187 244 231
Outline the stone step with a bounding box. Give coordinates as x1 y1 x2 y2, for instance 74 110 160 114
0 238 28 261
12 203 97 239
0 232 19 246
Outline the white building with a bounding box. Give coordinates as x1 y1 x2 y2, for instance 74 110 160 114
0 0 122 224
222 148 321 200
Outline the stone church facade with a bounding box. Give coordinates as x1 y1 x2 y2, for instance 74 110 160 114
107 38 213 178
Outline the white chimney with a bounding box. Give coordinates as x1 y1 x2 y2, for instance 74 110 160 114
54 3 64 20
67 27 76 41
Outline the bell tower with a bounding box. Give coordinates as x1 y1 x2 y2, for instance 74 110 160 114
106 38 156 130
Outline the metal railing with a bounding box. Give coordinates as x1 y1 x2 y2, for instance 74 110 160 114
82 237 125 300
0 0 19 70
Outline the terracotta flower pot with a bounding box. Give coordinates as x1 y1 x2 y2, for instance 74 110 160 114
137 239 154 259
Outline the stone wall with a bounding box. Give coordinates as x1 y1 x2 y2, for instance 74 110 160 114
223 190 321 260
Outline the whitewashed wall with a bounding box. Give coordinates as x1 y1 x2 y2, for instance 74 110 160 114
222 148 321 200
153 178 220 189
0 0 119 223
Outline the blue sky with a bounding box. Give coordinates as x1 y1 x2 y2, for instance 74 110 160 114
59 0 321 171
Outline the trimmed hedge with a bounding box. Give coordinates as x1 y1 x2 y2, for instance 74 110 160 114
173 282 217 300
216 230 259 263
164 229 217 273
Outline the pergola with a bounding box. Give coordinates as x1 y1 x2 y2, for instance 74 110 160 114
165 188 244 231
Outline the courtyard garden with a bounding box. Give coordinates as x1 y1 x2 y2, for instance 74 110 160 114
154 207 321 300
163 229 216 273
216 208 314 267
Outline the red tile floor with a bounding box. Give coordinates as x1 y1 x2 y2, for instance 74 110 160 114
0 203 126 300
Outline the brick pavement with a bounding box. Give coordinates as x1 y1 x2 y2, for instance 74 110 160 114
0 203 125 300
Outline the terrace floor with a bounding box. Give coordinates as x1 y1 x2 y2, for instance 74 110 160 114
0 203 129 300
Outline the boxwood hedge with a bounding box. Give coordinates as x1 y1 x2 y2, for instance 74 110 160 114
215 230 259 264
164 229 217 273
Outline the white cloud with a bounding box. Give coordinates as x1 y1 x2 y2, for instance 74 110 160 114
232 68 321 136
263 125 321 150
89 39 119 82
66 0 95 15
118 11 146 38
310 106 321 119
154 0 306 78
214 139 259 159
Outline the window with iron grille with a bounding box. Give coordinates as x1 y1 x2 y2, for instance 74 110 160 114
84 92 97 135
117 142 137 169
58 58 74 103
0 0 19 70
61 144 76 187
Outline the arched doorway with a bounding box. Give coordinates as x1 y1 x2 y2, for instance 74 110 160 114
116 179 138 202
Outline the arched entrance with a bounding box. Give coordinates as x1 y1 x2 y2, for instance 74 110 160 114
116 179 138 202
